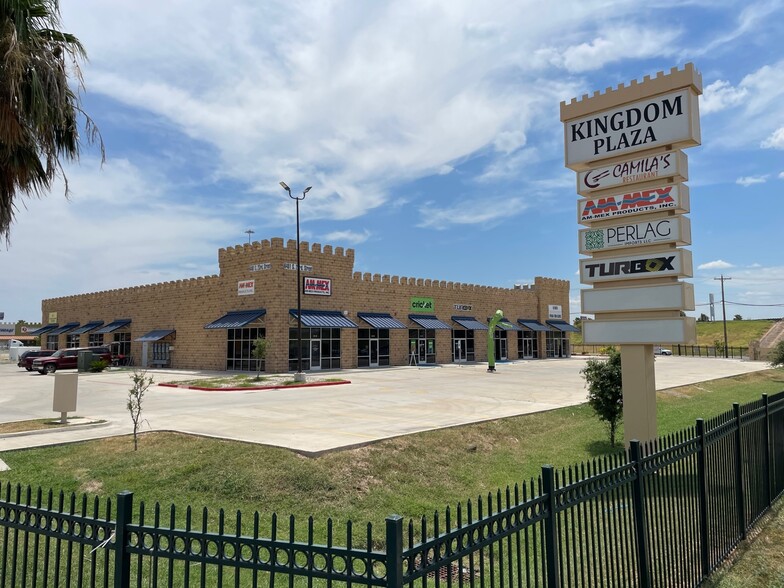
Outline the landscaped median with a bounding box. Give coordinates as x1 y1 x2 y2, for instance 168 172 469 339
158 373 350 391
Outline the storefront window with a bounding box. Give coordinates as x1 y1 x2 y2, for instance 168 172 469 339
89 333 104 347
46 334 58 351
358 328 391 367
66 334 80 348
289 327 342 371
493 330 508 361
517 331 538 359
152 342 171 367
545 331 569 358
451 329 475 362
227 326 266 371
113 332 131 357
409 328 436 364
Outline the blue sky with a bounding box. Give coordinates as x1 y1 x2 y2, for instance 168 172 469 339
2 0 783 323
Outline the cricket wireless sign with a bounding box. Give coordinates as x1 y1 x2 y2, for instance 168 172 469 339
565 89 700 168
579 216 691 254
579 249 693 284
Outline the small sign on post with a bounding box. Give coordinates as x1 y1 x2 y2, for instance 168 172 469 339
53 372 78 424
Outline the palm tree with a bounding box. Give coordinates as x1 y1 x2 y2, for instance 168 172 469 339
0 0 103 243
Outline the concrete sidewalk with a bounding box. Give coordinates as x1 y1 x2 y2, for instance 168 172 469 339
0 356 772 454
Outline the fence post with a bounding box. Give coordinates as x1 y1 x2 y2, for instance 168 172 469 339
541 465 561 588
114 491 133 588
386 515 404 588
695 419 710 578
629 441 651 588
733 404 747 540
763 394 773 507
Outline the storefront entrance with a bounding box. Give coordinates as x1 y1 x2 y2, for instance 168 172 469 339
409 329 436 364
518 331 538 359
358 328 391 367
310 339 322 371
494 330 508 361
451 329 475 363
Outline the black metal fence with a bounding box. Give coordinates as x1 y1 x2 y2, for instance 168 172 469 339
2 391 784 587
571 344 749 359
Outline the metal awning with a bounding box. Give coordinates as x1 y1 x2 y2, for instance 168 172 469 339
290 310 358 328
135 330 176 342
205 309 266 329
494 317 522 331
28 324 58 336
70 320 105 335
408 315 451 330
547 320 581 333
452 316 489 330
47 322 80 335
95 319 131 334
518 319 549 332
357 312 406 329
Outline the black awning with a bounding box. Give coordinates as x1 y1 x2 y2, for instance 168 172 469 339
452 316 489 330
135 330 176 342
95 319 131 334
205 309 266 329
47 322 80 335
357 313 407 329
494 318 522 331
547 320 581 333
70 321 105 335
28 324 58 336
518 319 549 332
290 310 358 328
408 315 451 330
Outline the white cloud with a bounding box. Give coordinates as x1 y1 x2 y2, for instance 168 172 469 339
321 229 371 245
779 172 784 179
698 260 735 270
701 79 749 114
736 175 769 186
416 197 529 230
761 126 784 149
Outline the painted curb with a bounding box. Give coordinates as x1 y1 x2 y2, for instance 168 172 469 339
158 380 351 392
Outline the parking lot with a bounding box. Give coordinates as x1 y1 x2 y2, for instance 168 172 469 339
0 356 772 454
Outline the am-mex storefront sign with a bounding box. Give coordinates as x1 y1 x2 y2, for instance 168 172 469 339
579 249 693 284
579 216 691 254
303 277 332 296
578 184 689 225
565 89 700 169
577 151 687 196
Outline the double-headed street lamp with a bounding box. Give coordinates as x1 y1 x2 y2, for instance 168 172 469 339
280 181 311 382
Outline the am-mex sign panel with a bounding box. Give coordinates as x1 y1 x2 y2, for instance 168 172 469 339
579 249 693 284
578 184 689 226
577 151 687 196
564 89 700 169
303 277 332 296
579 216 691 254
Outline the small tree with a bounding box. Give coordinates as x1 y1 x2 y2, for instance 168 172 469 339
770 340 784 369
733 314 743 321
251 337 268 380
581 347 623 446
714 338 726 356
127 370 154 451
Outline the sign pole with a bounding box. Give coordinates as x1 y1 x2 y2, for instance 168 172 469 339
621 344 657 444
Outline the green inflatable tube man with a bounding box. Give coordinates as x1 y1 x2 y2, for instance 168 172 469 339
487 309 504 372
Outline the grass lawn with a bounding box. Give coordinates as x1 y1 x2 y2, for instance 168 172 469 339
1 369 782 536
570 319 776 348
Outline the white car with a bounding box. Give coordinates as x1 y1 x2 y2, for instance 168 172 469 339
654 346 673 356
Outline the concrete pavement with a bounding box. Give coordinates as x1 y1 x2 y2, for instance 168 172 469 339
0 356 772 454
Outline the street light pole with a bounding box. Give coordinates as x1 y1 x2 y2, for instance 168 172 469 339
280 181 312 382
714 274 732 358
244 229 255 244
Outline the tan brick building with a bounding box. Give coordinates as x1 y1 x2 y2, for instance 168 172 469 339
33 237 575 372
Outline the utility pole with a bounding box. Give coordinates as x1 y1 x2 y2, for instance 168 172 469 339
714 275 732 358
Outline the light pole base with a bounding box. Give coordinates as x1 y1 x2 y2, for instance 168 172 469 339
294 372 307 383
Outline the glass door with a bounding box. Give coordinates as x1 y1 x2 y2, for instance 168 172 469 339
369 339 379 367
453 338 466 362
310 339 322 370
494 335 507 361
418 339 427 363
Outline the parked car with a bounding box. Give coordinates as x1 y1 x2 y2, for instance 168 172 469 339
32 346 112 374
654 346 673 356
17 349 55 371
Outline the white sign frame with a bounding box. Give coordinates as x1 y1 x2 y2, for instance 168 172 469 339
237 280 255 296
581 283 695 314
579 216 691 254
548 305 563 319
577 151 687 196
582 317 696 344
579 249 693 285
578 184 689 226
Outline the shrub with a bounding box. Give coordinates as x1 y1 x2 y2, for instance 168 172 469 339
770 340 784 369
581 347 623 446
89 359 109 372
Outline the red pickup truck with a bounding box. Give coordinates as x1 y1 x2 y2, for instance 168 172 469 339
32 346 113 374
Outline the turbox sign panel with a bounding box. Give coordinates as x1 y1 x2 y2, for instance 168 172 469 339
579 249 693 284
579 216 691 254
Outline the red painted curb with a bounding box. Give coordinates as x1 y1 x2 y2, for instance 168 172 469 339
158 380 351 392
